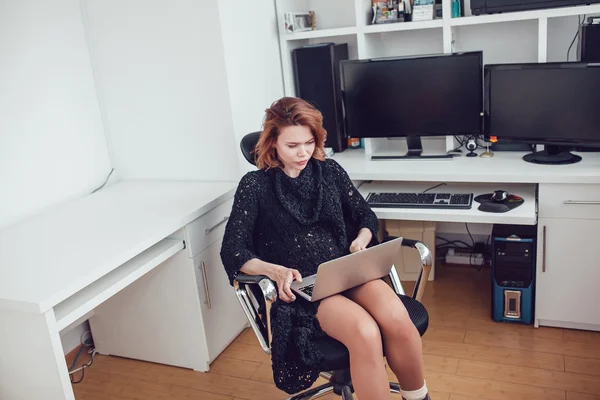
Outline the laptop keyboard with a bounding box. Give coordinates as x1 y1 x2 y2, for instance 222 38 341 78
299 284 314 297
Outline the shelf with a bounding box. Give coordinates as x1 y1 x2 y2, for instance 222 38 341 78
283 26 357 41
363 19 444 34
450 3 600 27
358 181 537 226
54 238 184 331
276 0 600 96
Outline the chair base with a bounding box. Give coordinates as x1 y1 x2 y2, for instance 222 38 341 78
286 370 403 400
286 382 335 400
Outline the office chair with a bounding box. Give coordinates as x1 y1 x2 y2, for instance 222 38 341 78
232 131 432 400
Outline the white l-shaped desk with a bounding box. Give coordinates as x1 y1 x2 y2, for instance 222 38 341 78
333 149 600 332
0 181 244 400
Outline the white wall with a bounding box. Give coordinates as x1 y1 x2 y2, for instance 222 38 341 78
456 0 583 64
365 29 444 59
548 15 581 62
453 20 539 64
0 0 113 230
82 0 239 181
307 0 356 29
218 0 285 174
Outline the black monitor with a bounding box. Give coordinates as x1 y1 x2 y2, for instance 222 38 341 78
340 51 483 159
485 62 600 165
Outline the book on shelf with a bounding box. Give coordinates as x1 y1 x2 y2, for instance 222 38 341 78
413 0 435 21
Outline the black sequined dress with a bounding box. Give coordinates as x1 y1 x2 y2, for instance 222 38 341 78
220 158 378 394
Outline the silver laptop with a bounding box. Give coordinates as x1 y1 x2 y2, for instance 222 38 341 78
291 237 403 302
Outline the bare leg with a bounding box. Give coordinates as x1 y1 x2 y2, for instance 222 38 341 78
347 279 425 391
316 294 391 400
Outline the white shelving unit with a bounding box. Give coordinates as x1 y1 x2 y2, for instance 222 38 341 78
363 18 444 33
276 0 600 95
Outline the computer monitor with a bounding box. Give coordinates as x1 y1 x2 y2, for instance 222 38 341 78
340 51 483 159
485 62 600 165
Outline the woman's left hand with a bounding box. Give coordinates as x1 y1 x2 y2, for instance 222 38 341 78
349 228 373 253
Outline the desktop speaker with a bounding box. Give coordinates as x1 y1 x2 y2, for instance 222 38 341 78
491 224 537 325
579 23 600 62
292 43 349 153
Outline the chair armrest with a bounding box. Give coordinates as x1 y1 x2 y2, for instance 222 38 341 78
233 273 277 354
234 273 270 284
234 273 278 304
383 236 433 302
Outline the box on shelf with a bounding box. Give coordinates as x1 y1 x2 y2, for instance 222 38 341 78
372 1 406 24
384 220 436 281
284 11 315 33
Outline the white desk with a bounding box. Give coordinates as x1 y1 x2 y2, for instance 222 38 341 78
0 181 244 400
334 149 600 332
333 149 600 184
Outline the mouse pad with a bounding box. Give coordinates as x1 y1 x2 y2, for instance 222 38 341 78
474 193 524 213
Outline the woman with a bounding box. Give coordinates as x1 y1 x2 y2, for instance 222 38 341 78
220 97 429 400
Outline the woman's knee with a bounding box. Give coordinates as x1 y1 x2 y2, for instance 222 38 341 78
381 302 418 342
346 316 383 354
316 295 384 354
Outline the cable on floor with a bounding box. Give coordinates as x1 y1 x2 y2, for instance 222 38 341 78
437 226 492 271
68 330 96 384
465 223 475 247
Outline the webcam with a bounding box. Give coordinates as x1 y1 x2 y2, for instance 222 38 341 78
466 138 477 157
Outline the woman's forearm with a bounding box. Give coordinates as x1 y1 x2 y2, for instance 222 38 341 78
357 227 373 244
241 258 302 303
240 258 279 278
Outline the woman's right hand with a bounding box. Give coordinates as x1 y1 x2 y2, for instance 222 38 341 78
269 265 302 303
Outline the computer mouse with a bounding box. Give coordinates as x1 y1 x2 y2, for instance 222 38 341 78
479 201 510 213
491 190 508 202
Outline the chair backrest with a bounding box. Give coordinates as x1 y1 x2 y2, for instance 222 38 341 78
240 131 261 166
238 131 271 346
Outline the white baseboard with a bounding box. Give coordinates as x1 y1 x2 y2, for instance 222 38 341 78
537 319 600 332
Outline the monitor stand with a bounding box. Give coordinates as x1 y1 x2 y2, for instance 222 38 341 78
523 145 582 165
371 136 453 160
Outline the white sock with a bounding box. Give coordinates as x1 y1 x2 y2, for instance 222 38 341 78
400 381 428 400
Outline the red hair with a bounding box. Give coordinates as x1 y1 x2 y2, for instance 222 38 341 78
254 97 327 170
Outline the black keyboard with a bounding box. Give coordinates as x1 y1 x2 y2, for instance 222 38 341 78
299 285 314 296
366 192 473 209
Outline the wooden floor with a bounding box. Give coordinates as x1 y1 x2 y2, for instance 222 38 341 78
71 264 600 400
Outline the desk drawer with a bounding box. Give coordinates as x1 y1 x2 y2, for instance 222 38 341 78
184 198 234 258
539 184 600 220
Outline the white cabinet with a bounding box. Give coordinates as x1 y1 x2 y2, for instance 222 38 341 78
536 218 600 328
89 247 211 371
184 198 234 258
90 196 246 371
536 183 600 331
193 238 247 363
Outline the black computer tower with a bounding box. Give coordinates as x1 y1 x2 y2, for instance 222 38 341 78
292 43 349 153
579 23 600 62
491 224 537 324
